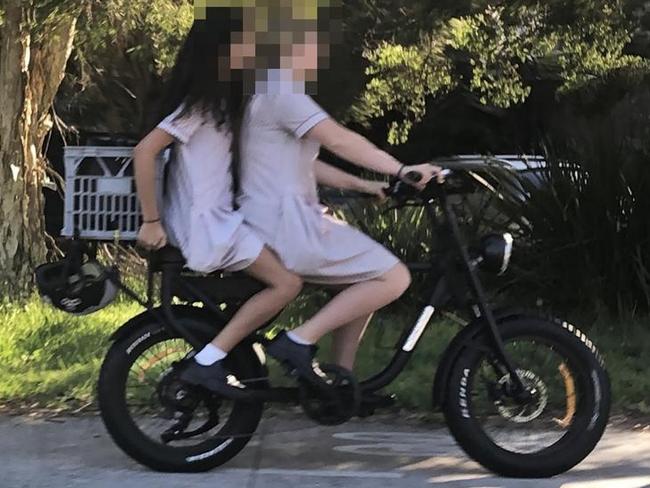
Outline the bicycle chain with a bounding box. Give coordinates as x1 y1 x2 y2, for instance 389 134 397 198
151 371 364 442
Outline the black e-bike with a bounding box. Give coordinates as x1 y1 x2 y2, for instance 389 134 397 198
97 170 610 477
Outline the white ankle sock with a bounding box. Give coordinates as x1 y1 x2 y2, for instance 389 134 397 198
194 344 227 366
287 331 313 346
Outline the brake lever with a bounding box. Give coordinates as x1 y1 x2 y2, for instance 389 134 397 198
382 168 452 199
405 169 452 185
383 172 422 200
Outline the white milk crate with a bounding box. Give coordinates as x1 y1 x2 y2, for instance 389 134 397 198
62 146 167 241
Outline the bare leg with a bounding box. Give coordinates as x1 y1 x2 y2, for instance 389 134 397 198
331 313 373 370
210 247 302 352
292 262 410 344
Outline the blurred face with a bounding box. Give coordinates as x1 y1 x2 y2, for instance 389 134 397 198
290 30 319 80
213 4 338 93
273 29 324 85
229 30 256 71
199 2 340 87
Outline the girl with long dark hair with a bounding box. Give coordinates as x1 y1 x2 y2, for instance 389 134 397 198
132 11 302 397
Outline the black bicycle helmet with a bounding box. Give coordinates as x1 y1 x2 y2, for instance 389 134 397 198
35 258 119 316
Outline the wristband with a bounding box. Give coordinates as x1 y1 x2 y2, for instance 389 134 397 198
396 164 406 179
143 218 161 224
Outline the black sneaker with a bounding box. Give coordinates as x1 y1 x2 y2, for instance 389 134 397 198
178 359 250 401
265 331 330 389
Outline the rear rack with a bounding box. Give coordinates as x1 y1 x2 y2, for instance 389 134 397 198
61 146 167 241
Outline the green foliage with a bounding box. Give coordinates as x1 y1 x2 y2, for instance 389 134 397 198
14 1 86 41
553 3 647 91
359 38 456 145
78 0 193 76
447 6 540 106
359 1 650 144
627 0 650 56
58 0 193 134
474 83 650 316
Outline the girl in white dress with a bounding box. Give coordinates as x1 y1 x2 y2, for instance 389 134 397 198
238 30 443 385
133 13 302 397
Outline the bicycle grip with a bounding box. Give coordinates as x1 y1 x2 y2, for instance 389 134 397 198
404 171 423 183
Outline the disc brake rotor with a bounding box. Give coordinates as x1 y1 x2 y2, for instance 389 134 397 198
495 368 548 423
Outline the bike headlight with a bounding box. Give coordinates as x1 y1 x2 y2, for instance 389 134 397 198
478 233 513 275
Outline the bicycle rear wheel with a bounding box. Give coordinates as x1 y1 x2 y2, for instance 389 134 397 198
98 308 265 472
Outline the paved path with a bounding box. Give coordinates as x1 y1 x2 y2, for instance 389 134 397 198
2 414 649 487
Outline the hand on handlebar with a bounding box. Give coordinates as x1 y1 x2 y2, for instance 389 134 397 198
355 179 390 202
400 163 445 190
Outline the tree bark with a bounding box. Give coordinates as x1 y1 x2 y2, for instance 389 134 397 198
0 1 77 295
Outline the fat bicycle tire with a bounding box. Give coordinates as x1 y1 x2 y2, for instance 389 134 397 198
98 311 264 472
443 315 610 478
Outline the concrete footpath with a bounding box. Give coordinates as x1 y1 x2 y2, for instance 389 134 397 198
2 413 649 488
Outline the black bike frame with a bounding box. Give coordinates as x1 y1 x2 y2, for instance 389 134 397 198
108 177 526 399
359 182 524 393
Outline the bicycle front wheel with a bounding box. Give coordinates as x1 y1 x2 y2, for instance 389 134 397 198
443 315 610 477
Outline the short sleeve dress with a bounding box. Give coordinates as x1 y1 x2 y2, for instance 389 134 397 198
157 105 263 273
237 94 399 285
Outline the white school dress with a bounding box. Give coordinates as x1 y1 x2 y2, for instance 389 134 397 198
157 105 263 273
238 94 400 285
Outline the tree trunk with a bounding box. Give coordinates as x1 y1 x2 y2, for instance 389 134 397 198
0 2 77 295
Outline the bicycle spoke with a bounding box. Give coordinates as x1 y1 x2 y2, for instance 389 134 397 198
470 336 581 454
121 336 236 448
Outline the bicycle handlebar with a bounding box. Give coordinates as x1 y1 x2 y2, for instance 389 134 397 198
404 170 423 183
404 168 453 184
383 168 453 199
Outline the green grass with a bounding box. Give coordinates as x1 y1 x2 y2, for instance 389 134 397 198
590 316 650 415
0 296 648 414
0 298 142 409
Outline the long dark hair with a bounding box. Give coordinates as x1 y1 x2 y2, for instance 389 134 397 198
159 8 248 197
160 8 245 125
